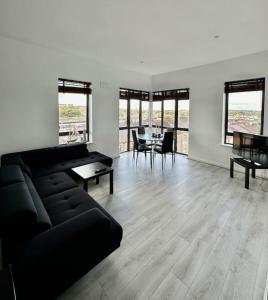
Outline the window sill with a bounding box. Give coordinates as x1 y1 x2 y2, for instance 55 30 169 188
219 143 232 148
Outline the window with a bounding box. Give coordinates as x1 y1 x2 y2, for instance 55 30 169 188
224 78 265 144
178 100 189 129
119 88 150 152
177 99 190 154
153 89 190 155
141 101 149 126
152 101 162 127
130 99 140 127
58 79 91 144
163 100 175 128
119 99 128 128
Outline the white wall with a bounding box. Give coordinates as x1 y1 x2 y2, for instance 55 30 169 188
152 51 268 168
0 36 151 159
1 35 268 169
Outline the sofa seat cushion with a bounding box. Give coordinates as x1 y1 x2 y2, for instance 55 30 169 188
0 165 24 187
33 172 77 198
41 187 97 225
42 187 123 245
31 152 113 178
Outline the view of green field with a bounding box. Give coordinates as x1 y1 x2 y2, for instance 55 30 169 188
226 91 262 143
228 110 261 133
58 93 87 144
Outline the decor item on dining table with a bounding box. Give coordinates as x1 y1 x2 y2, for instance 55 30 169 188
152 132 161 138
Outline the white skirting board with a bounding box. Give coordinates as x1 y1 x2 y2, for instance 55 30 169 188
188 155 268 180
188 155 228 169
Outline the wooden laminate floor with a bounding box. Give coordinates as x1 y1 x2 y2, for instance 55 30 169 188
59 153 268 300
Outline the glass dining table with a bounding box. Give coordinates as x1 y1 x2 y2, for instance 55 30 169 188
137 133 164 144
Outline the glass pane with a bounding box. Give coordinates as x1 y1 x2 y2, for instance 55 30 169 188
163 100 175 128
130 99 140 127
177 131 189 154
145 127 151 134
58 92 87 144
153 101 162 126
228 91 262 135
119 99 128 127
142 101 149 125
226 135 233 144
178 100 189 129
119 129 128 153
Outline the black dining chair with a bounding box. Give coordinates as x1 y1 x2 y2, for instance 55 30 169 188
138 126 154 146
167 128 176 151
156 128 174 147
132 130 153 168
138 126 146 144
154 131 175 169
138 127 145 134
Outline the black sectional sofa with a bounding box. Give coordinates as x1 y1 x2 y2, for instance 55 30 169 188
0 143 123 300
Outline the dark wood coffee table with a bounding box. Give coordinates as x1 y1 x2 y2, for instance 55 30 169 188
71 162 113 194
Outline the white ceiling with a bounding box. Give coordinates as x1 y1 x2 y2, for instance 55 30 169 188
0 0 268 75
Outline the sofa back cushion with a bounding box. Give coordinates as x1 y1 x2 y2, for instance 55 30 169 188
23 173 52 233
1 143 89 170
53 143 89 163
0 182 38 238
21 148 55 168
0 165 52 238
0 155 32 177
0 165 24 187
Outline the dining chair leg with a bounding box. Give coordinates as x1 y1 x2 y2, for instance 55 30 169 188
162 154 163 170
133 150 135 160
150 151 152 169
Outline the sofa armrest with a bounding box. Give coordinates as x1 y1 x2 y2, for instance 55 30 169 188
19 208 111 265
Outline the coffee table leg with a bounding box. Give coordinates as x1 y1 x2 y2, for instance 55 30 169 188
245 168 249 189
83 180 88 192
230 158 234 178
96 176 99 184
110 170 113 194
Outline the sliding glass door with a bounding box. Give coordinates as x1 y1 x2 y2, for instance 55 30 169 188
152 89 190 155
119 89 150 153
